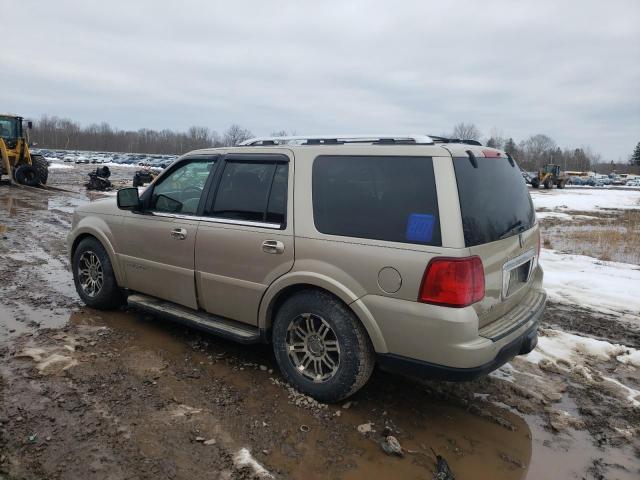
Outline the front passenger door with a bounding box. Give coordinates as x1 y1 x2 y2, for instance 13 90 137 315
117 157 217 309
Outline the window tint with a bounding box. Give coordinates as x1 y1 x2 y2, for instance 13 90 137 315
312 156 441 246
453 156 535 246
151 159 215 214
211 161 288 225
266 164 288 224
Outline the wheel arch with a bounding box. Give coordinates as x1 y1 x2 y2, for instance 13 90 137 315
70 229 125 287
258 274 388 353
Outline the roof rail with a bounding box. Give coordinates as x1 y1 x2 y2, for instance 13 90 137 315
429 136 483 146
239 134 434 146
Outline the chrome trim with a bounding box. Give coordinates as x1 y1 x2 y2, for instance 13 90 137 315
502 249 536 300
150 211 283 230
240 134 434 146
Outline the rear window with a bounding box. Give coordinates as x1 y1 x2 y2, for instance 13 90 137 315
453 156 535 246
312 155 441 246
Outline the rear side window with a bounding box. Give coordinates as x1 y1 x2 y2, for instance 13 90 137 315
211 161 288 226
453 156 535 246
312 155 441 246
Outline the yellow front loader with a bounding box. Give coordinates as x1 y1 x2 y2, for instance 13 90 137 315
0 114 48 186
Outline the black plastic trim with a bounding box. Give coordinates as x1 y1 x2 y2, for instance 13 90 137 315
376 321 540 382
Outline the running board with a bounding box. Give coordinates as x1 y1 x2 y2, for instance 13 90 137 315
127 294 262 344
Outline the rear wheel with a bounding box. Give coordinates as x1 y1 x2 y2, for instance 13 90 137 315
530 178 540 188
31 154 49 185
72 237 125 310
544 179 552 189
272 289 375 403
557 180 565 189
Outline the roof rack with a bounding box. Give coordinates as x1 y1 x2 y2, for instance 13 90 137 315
428 136 483 146
239 134 434 146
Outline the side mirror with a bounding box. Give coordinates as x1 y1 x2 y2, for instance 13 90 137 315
117 187 140 210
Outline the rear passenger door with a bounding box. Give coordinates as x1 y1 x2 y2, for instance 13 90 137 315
195 153 294 325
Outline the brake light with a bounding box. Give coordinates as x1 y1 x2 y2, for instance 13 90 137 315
482 149 502 158
419 257 485 307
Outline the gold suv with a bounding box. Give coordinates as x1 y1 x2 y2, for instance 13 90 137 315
68 135 545 402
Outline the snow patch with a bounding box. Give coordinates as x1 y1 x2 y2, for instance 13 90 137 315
531 188 640 212
540 249 640 317
233 448 273 478
522 329 636 366
48 162 74 170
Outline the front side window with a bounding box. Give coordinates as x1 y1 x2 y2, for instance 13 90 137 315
210 161 288 226
151 159 216 214
312 155 441 246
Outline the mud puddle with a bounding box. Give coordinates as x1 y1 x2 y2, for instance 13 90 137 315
2 306 637 479
0 307 535 479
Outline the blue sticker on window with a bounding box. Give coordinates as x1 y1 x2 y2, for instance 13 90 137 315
406 214 435 243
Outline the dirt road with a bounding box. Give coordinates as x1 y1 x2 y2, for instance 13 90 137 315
0 165 638 479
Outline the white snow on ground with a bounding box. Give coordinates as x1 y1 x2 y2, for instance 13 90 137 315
540 249 640 317
523 329 638 367
535 211 598 221
530 188 640 212
102 162 140 168
233 448 273 478
518 329 640 407
47 162 74 170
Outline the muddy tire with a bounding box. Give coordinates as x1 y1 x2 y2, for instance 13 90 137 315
530 178 540 189
72 237 125 310
557 181 565 189
31 154 49 185
132 174 142 188
14 165 40 186
272 289 375 403
544 179 552 189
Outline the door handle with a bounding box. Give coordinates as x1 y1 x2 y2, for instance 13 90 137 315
170 228 187 240
262 240 285 254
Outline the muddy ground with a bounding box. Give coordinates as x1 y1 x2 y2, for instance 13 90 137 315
0 166 638 479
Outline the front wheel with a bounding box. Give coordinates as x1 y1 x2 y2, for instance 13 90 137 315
272 290 375 403
14 165 40 186
72 237 124 309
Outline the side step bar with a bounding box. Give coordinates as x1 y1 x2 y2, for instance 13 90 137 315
127 294 262 344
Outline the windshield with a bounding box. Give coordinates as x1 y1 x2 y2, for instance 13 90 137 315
0 117 19 139
453 155 535 246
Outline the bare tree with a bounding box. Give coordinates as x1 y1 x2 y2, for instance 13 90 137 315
30 115 245 154
223 124 253 146
451 122 481 141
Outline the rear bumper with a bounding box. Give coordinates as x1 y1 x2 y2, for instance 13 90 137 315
375 297 544 381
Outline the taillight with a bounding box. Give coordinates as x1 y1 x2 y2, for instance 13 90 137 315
419 256 485 308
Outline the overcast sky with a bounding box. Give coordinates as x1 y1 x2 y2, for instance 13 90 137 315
3 0 639 159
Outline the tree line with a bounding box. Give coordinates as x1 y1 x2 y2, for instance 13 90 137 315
30 116 254 155
451 122 638 174
29 116 636 174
